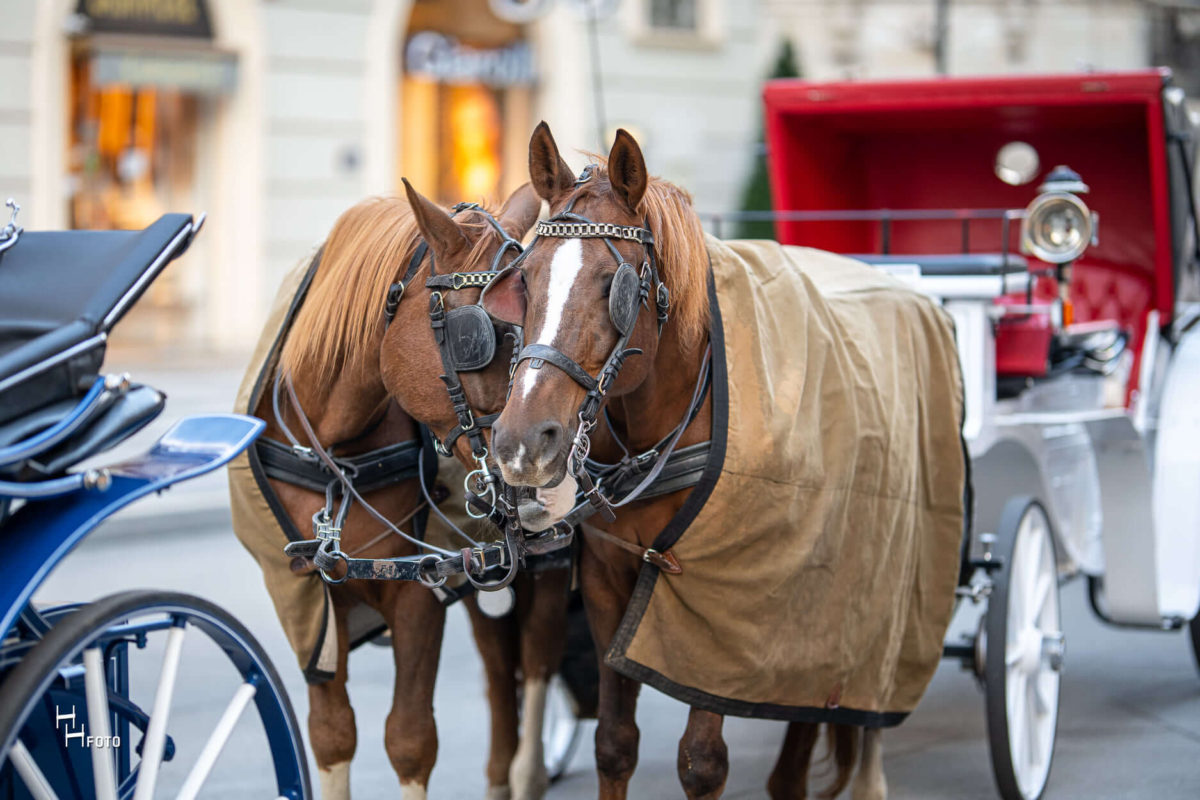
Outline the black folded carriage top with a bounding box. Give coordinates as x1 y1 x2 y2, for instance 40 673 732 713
0 213 199 426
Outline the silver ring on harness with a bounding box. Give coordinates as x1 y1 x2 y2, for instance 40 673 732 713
417 553 447 588
317 548 350 585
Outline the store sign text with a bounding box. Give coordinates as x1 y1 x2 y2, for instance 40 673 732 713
405 32 535 88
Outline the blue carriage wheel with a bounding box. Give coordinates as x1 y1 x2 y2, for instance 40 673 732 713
0 590 310 799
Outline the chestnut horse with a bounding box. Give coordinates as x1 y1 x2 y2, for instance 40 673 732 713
257 183 567 800
484 124 886 800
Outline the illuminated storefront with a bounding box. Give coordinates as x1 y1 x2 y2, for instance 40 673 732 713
400 0 535 205
65 0 236 351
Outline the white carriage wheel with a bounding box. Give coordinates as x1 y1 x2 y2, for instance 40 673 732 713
984 497 1063 800
541 674 583 782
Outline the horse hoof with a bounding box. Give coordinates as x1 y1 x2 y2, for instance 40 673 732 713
851 784 886 800
485 786 512 800
509 759 550 800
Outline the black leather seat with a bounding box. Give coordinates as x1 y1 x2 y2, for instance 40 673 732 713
0 214 196 425
850 253 1028 276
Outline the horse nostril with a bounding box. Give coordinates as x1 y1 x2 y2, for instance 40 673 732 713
534 420 563 458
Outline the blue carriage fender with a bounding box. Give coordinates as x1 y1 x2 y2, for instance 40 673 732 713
0 414 266 642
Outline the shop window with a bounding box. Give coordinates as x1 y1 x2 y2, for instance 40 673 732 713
68 52 201 351
630 0 720 48
68 54 198 232
649 0 697 31
399 0 534 205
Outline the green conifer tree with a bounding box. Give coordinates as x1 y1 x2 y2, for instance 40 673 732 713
735 39 800 239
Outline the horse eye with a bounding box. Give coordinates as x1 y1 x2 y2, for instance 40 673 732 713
601 275 614 297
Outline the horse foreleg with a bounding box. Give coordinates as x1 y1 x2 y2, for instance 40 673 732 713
677 708 728 799
384 585 445 799
851 728 886 800
581 550 641 800
766 722 821 799
465 594 521 800
308 602 355 800
509 569 570 800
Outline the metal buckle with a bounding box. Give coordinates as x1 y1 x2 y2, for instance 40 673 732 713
633 449 658 469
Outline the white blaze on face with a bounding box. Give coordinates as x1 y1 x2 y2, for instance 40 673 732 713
520 238 584 401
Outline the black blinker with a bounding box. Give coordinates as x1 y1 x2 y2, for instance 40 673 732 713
609 262 641 335
445 305 497 371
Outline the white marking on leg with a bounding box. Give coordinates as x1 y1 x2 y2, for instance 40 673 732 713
851 728 887 800
520 239 583 401
509 677 550 800
485 786 513 800
318 761 351 800
400 780 428 800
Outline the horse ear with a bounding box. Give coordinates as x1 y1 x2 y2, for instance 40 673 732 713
608 128 647 212
481 266 526 326
403 177 469 262
497 182 543 240
529 121 575 204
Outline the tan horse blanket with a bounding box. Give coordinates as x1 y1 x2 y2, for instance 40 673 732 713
607 237 966 725
227 254 486 683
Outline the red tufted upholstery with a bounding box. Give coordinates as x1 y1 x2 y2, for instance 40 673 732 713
993 262 1153 404
1070 260 1154 402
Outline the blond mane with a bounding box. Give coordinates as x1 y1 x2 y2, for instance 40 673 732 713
579 156 711 352
637 175 711 353
278 196 505 384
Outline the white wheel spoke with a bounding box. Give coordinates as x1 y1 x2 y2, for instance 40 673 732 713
1034 676 1055 715
133 622 187 800
1025 683 1040 769
9 740 61 800
1032 570 1053 624
83 647 118 800
1006 645 1022 667
176 681 258 800
1008 671 1026 747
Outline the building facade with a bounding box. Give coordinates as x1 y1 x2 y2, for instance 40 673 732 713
0 0 1186 356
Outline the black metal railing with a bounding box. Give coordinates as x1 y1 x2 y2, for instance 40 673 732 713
698 208 1025 261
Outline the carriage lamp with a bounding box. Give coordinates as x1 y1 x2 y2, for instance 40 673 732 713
1021 166 1098 326
1020 166 1097 265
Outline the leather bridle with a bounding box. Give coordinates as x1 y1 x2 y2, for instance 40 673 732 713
276 203 574 595
485 169 710 535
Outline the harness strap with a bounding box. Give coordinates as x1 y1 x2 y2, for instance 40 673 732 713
436 412 500 457
596 441 711 501
601 344 711 510
257 436 422 494
517 343 599 392
579 522 682 574
282 372 458 557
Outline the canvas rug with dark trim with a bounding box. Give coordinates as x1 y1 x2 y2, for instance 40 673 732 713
227 253 488 683
606 237 967 726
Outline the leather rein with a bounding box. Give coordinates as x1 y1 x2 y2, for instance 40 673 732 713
274 204 570 595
